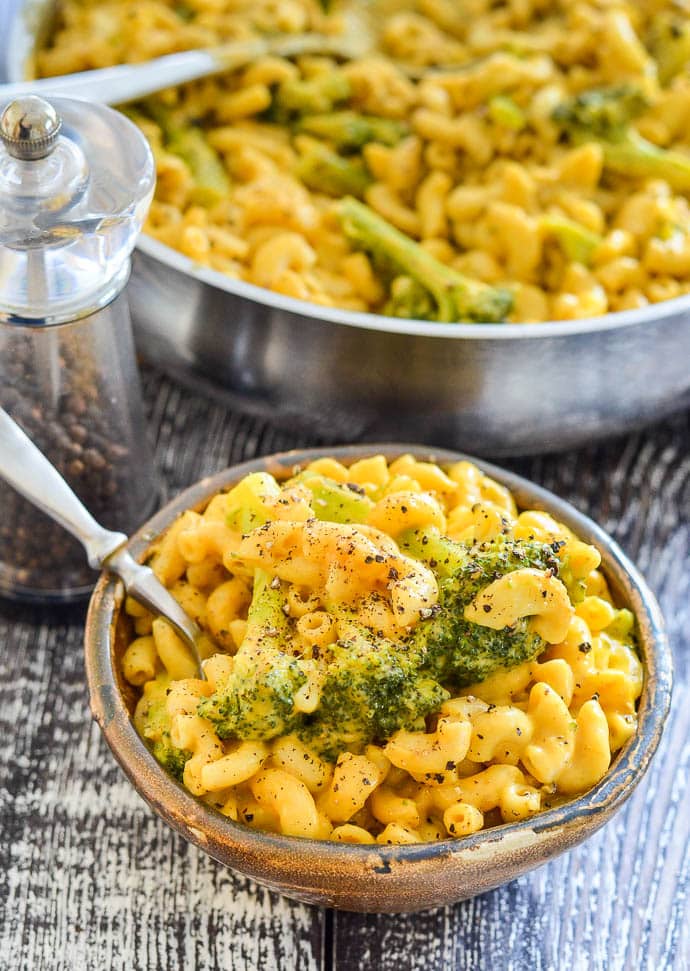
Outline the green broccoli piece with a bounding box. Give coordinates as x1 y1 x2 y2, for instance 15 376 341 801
603 607 636 643
648 15 690 85
384 276 436 320
276 72 351 116
398 526 472 579
142 103 229 206
488 95 527 131
338 197 514 322
403 531 561 686
555 552 588 605
540 214 603 265
296 142 371 197
296 111 408 149
292 471 374 523
134 675 191 782
552 85 690 191
224 472 282 533
197 569 307 739
173 2 194 22
298 628 448 761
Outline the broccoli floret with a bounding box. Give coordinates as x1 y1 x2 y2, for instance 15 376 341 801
296 142 371 197
296 111 408 149
298 629 448 761
198 650 307 740
134 675 191 782
338 197 514 322
276 72 351 116
404 531 561 686
648 15 690 86
540 214 603 265
153 737 190 781
552 85 690 191
197 570 307 739
146 104 230 206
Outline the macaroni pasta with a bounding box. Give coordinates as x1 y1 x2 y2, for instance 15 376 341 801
38 0 690 322
127 454 643 844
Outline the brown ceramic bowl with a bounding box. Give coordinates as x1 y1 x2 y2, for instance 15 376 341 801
84 445 672 913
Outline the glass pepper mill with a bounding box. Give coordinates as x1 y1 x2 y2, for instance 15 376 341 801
0 95 159 602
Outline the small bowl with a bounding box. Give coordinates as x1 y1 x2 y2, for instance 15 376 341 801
84 445 672 913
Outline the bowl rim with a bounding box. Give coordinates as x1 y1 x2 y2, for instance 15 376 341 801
84 444 672 883
9 0 690 343
134 235 690 341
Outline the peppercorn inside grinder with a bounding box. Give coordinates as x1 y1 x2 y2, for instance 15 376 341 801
0 95 159 602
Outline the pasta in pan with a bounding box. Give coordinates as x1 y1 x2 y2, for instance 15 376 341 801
38 0 690 323
122 455 643 844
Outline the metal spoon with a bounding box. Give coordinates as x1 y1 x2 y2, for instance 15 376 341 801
0 405 205 677
0 30 369 106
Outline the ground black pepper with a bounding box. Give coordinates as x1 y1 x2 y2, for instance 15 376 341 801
0 325 153 599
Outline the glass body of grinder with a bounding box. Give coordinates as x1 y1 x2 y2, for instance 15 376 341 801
0 95 159 602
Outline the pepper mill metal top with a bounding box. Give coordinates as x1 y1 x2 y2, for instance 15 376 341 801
0 95 62 160
0 95 155 325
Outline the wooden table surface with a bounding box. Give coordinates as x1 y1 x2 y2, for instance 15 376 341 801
1 10 689 967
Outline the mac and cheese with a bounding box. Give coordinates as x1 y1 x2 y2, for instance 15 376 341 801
38 0 690 322
124 455 643 844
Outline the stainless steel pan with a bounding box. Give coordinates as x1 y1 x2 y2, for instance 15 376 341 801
7 0 690 455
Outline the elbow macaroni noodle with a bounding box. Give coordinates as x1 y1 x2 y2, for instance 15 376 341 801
125 454 643 844
38 0 690 322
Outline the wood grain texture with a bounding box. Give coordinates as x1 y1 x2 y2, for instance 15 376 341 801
0 365 688 971
0 7 688 964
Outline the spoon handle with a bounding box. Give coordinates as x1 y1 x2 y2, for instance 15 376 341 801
0 405 126 567
0 33 356 106
0 405 204 674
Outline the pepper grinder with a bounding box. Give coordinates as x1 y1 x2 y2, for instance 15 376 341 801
0 95 159 602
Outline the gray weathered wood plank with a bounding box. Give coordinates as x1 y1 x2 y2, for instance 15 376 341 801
1 367 688 970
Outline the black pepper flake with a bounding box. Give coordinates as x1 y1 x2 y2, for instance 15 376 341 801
346 482 366 495
388 566 399 580
375 554 385 563
578 642 592 653
365 555 374 564
445 761 456 771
